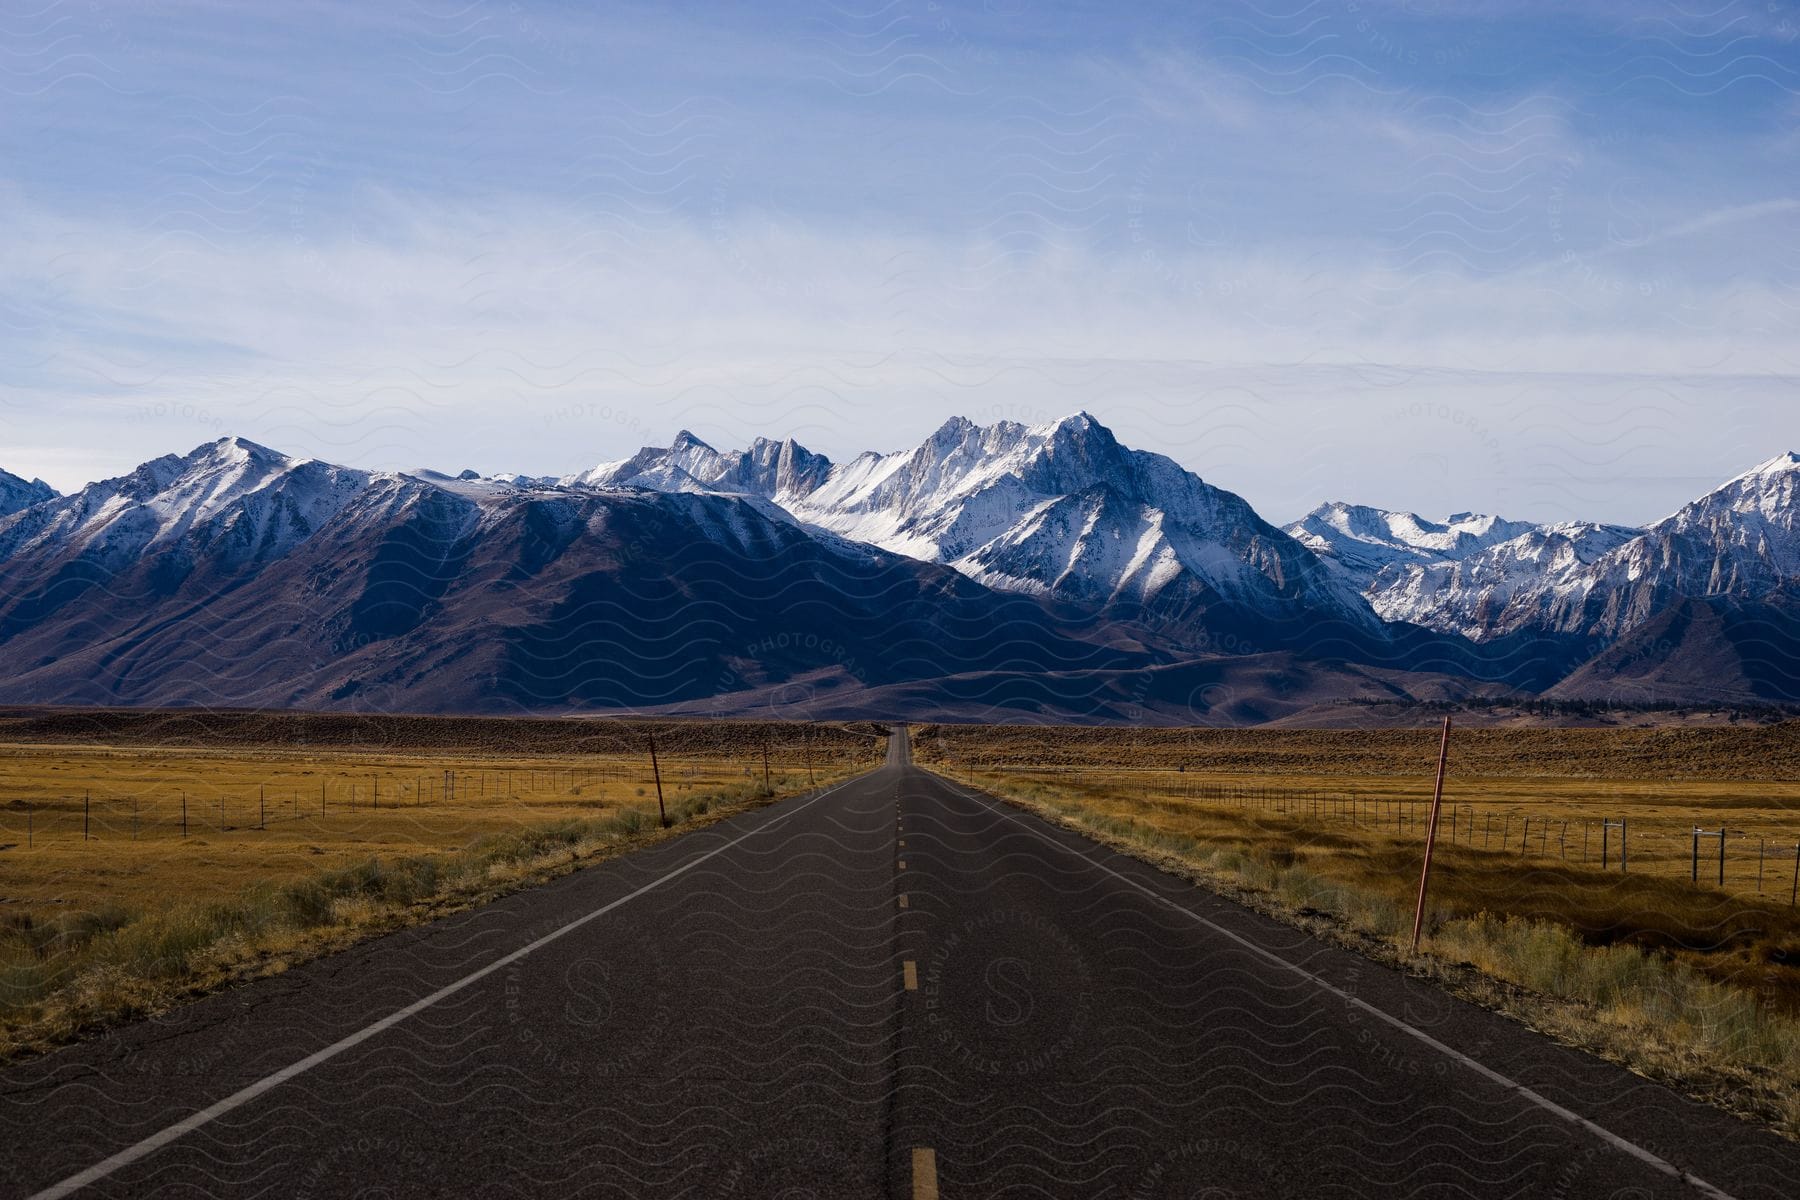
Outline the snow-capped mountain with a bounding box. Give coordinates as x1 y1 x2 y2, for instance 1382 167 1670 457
1285 503 1538 591
1363 521 1641 640
1534 451 1800 641
0 437 371 574
572 431 832 500
0 468 55 517
0 435 1144 712
0 425 1791 716
1364 452 1800 644
570 413 1384 646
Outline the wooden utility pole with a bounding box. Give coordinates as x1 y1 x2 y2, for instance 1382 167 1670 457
649 732 668 827
762 731 771 790
1410 717 1453 953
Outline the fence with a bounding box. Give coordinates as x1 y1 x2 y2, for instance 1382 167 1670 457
0 755 818 851
981 766 1800 904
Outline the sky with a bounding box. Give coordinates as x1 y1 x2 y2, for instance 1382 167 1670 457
1 0 1797 525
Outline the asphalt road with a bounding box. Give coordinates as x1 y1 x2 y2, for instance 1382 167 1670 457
4 727 1799 1198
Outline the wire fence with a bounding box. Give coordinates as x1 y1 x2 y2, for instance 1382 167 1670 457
978 766 1800 904
0 757 818 851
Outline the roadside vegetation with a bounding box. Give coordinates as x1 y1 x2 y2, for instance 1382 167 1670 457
916 722 1800 1139
0 722 883 1059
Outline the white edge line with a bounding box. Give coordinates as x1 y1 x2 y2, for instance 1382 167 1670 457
26 777 862 1200
929 771 1740 1200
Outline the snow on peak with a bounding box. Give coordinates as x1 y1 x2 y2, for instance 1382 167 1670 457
1285 501 1538 591
181 435 291 471
1652 449 1800 533
1362 451 1800 643
1041 410 1098 434
784 412 1377 627
0 468 56 517
549 412 1373 628
0 436 372 567
1746 450 1800 478
567 428 835 502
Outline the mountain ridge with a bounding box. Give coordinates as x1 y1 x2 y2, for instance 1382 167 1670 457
0 423 1791 718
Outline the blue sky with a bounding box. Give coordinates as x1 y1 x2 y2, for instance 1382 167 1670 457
2 0 1796 524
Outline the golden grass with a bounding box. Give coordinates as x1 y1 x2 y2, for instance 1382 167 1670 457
0 743 870 915
0 727 883 1059
912 721 1800 780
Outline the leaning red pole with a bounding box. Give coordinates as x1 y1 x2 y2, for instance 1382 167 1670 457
1410 716 1453 953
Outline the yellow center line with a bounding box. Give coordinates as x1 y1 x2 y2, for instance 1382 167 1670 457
912 1148 939 1199
898 859 906 869
903 960 918 990
898 892 908 908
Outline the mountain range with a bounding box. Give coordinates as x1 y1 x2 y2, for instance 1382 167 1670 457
0 416 1793 722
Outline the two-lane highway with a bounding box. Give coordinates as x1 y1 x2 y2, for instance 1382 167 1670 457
4 727 1799 1197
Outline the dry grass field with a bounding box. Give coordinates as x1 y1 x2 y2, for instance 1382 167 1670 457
913 723 1800 997
0 743 866 915
916 721 1800 1137
0 713 886 1057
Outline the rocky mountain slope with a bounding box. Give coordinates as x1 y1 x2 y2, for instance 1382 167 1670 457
1285 503 1538 592
0 439 1145 714
574 413 1386 658
1358 453 1800 646
0 426 1791 718
0 468 55 517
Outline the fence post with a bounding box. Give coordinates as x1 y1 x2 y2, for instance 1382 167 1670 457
84 792 90 841
1693 827 1726 888
649 731 668 828
1409 717 1452 953
1791 843 1799 907
182 792 188 838
259 785 265 830
1600 818 1627 871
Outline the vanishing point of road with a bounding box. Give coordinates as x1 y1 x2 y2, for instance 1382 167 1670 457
4 727 1798 1198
